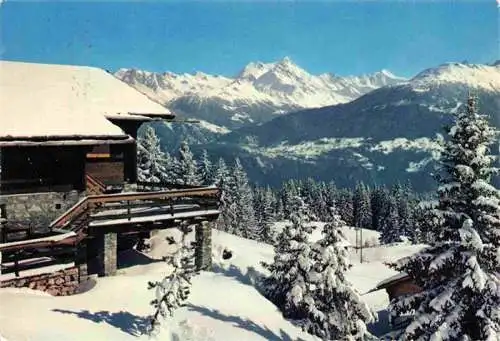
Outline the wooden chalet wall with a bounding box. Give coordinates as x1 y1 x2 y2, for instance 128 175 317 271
85 143 136 185
386 279 422 301
0 141 137 195
0 146 86 194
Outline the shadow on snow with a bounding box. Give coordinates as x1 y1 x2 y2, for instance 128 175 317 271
212 263 266 290
52 308 150 336
187 303 308 341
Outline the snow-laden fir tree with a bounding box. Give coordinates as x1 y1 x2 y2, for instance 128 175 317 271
199 149 214 185
173 141 201 186
253 187 265 241
353 182 372 230
280 180 301 220
337 189 355 226
261 195 314 318
304 209 377 341
213 158 237 233
393 182 414 240
137 126 170 183
379 196 403 244
231 158 258 239
371 185 390 232
260 186 278 244
214 157 229 188
388 95 500 341
148 221 198 333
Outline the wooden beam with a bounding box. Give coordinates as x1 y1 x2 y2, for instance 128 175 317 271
87 187 220 204
0 232 81 252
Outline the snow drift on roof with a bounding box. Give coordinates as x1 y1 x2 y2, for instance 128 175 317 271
0 61 173 140
374 272 410 289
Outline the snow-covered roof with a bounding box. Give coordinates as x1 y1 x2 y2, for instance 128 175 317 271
0 60 174 142
363 272 414 295
372 272 411 291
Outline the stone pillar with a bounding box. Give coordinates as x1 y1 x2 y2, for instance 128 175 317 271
195 221 212 271
75 243 88 282
98 232 117 276
104 232 117 276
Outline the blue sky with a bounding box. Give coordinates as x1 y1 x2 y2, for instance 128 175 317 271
1 1 498 78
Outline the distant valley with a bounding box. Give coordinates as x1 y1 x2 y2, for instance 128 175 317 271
116 59 500 191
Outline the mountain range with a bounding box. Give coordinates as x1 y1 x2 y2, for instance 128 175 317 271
116 59 500 191
116 57 405 129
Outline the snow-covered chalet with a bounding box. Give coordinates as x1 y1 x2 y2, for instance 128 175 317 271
0 61 219 295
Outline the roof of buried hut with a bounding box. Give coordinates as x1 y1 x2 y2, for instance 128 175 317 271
0 60 174 145
364 272 413 295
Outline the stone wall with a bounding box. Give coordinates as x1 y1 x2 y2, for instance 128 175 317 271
0 266 80 296
0 191 81 229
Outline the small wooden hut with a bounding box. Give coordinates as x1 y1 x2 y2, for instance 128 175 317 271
366 272 423 330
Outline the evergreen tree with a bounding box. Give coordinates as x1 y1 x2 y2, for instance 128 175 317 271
371 185 390 232
280 180 301 219
275 196 285 221
411 198 437 244
214 158 229 188
255 186 277 244
231 158 258 239
388 96 500 340
391 182 413 239
303 209 377 340
261 196 314 317
213 158 236 233
174 141 201 186
137 126 169 183
199 149 214 185
379 196 403 244
262 187 278 242
337 189 355 226
148 221 197 332
324 181 339 221
353 183 372 230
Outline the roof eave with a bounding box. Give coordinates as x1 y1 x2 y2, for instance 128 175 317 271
0 135 134 147
132 113 176 120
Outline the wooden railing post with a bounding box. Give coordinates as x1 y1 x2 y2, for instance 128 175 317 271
14 252 19 277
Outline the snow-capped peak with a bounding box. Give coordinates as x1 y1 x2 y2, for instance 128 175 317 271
410 62 500 92
236 61 274 81
380 69 395 77
115 59 407 125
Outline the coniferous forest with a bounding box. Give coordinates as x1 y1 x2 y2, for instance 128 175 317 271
138 95 500 340
138 125 428 248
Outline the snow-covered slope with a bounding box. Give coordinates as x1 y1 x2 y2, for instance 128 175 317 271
0 225 425 341
115 57 405 129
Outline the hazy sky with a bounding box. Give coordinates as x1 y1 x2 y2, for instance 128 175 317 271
1 1 498 78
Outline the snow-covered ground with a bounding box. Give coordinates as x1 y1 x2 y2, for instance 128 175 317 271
0 223 425 341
